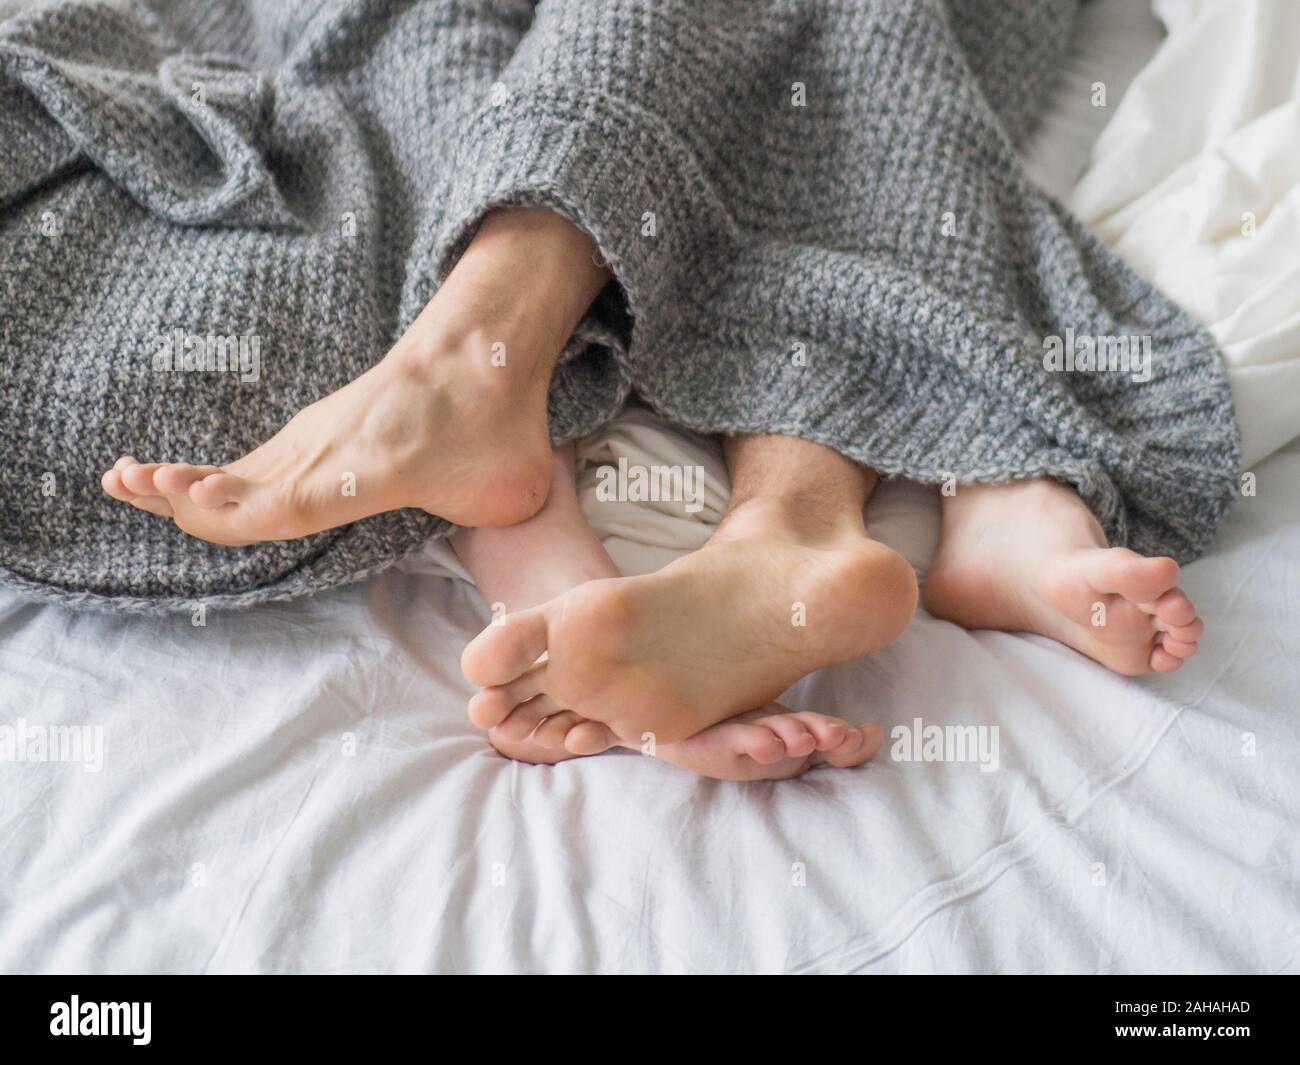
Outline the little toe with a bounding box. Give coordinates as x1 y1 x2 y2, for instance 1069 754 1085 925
113 456 138 471
461 607 550 687
1150 646 1184 672
188 472 247 510
564 720 619 756
154 463 221 496
120 462 167 496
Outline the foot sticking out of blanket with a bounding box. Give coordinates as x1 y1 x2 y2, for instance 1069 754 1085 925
455 446 885 780
99 208 610 544
922 479 1204 675
461 491 918 749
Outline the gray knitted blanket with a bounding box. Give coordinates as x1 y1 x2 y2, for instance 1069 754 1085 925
0 0 1239 613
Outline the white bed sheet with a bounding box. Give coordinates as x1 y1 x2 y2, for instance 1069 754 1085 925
1 1 1297 974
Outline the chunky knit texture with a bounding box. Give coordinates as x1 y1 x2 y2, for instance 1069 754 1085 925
0 0 1240 613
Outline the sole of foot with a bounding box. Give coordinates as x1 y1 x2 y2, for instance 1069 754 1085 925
461 509 917 745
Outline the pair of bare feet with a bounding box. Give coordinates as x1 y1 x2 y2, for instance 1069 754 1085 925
100 208 1206 781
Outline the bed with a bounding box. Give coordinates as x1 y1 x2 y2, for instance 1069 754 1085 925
2 0 1297 974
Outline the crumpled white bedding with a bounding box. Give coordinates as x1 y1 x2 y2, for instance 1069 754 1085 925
1 0 1297 974
1071 0 1300 468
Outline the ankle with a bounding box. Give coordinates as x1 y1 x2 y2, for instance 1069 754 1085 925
383 310 560 418
431 208 609 364
387 212 608 394
718 493 867 548
940 479 1107 557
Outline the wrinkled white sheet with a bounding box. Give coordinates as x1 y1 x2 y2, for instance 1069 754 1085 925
1072 0 1300 467
1 1 1297 974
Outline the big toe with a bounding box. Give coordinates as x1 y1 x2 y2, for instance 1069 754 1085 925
1095 549 1180 604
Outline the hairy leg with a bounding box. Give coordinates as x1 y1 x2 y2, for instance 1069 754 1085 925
923 479 1203 675
102 208 610 543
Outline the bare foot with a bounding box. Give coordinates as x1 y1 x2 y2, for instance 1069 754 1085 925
923 479 1204 675
100 208 610 545
102 344 553 544
455 449 887 780
486 701 884 781
461 495 918 745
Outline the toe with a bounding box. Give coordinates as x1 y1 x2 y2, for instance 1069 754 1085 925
461 607 550 687
1160 617 1204 643
1150 646 1184 672
155 463 220 496
822 723 884 767
467 687 516 730
467 665 548 733
494 694 560 743
129 496 174 518
101 469 137 502
1093 549 1180 603
113 455 138 471
858 722 885 758
760 714 818 758
502 664 548 707
1159 635 1199 660
737 725 789 765
468 664 549 730
532 710 585 748
564 720 619 756
120 462 166 497
788 711 849 751
188 472 246 509
1151 588 1197 628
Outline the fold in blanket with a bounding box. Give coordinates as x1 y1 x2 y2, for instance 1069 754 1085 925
0 0 1240 613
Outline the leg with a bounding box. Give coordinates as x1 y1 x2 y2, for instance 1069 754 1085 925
101 208 610 544
457 443 885 779
461 432 917 746
922 479 1204 675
